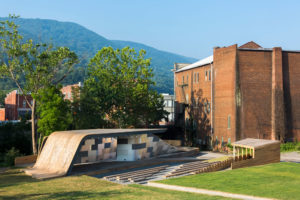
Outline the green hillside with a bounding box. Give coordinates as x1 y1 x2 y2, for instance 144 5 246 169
0 17 197 94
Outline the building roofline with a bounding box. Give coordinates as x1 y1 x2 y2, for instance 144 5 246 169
238 48 273 52
239 48 300 53
175 55 213 73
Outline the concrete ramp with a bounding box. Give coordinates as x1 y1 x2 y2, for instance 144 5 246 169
25 129 167 179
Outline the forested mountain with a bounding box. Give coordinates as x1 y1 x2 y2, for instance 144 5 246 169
0 17 197 94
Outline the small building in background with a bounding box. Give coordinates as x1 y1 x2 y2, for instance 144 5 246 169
61 82 82 101
0 82 82 121
159 93 175 125
0 90 33 121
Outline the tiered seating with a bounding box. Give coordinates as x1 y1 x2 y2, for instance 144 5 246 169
103 165 169 183
165 161 220 178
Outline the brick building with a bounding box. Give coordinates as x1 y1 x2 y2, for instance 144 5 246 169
0 90 33 121
61 82 82 101
174 41 300 149
0 108 5 121
0 82 82 121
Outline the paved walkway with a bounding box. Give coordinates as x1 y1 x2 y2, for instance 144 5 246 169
281 152 300 163
196 151 228 160
147 182 276 200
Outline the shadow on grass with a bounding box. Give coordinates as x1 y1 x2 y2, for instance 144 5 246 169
0 170 39 188
0 190 125 200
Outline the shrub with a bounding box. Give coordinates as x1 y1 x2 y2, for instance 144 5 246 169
280 142 300 152
227 143 233 150
296 143 300 151
0 121 31 155
4 147 21 166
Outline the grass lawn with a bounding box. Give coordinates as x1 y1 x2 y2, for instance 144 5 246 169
0 168 232 200
158 162 300 200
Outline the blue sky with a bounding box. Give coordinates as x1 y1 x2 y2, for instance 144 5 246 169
0 0 299 59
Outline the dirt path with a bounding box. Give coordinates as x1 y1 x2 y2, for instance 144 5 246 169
147 182 276 200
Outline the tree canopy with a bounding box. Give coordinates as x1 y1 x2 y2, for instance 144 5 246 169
75 47 167 128
37 85 71 137
0 16 78 154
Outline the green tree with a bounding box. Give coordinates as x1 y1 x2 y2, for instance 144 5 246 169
0 16 78 154
71 85 109 129
37 86 71 137
0 90 6 107
80 46 167 128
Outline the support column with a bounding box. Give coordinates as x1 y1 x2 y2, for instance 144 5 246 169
271 47 286 141
233 146 236 158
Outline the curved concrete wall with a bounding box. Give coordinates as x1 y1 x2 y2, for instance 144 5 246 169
25 128 169 179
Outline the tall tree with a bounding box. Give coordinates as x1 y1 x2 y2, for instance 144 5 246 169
81 46 167 128
37 85 72 137
0 16 78 154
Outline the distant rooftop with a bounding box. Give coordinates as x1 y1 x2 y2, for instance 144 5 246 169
239 41 262 49
175 55 213 73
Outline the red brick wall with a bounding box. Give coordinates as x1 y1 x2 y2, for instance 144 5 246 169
61 84 80 101
238 50 273 140
282 51 300 141
174 43 300 146
213 44 237 147
0 108 5 121
5 90 18 120
4 90 32 120
174 64 212 143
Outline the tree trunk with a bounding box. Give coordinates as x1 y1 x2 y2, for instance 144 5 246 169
31 99 37 155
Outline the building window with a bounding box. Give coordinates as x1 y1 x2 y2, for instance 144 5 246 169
182 76 184 83
168 100 173 107
205 70 211 81
197 73 199 83
228 115 231 129
23 100 26 108
187 75 188 83
194 73 196 83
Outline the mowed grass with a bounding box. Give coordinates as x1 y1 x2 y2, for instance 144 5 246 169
0 169 232 200
158 162 300 200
